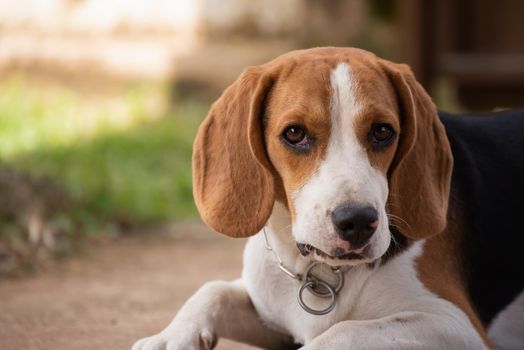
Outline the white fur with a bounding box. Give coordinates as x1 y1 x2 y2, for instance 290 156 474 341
292 63 390 264
132 204 488 349
488 289 524 350
243 202 377 344
244 204 487 348
132 64 490 350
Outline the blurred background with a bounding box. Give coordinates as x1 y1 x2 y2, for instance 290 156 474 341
0 0 523 349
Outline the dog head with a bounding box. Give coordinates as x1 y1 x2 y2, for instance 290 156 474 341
193 47 452 266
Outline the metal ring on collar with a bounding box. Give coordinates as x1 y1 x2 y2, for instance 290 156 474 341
303 262 344 298
297 280 337 316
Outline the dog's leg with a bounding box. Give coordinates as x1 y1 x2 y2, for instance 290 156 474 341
132 279 293 350
301 311 489 350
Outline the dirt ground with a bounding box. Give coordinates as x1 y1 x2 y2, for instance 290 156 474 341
0 222 260 350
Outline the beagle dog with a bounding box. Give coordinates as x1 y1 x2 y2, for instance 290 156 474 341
133 47 524 350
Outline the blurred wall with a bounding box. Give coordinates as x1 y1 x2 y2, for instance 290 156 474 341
0 0 369 83
0 0 201 79
398 0 524 110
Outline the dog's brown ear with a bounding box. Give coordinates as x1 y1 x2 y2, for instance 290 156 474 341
192 66 276 238
381 61 453 240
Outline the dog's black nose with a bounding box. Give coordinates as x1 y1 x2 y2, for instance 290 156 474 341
331 205 378 248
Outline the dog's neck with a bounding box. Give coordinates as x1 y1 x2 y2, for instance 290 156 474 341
264 202 308 273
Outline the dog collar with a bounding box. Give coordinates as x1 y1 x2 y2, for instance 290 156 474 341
262 228 350 315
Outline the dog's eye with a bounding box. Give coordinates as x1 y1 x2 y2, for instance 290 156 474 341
371 123 395 148
281 125 309 149
284 126 306 144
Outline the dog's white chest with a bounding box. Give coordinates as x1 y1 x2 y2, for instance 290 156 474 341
241 235 372 344
240 234 484 347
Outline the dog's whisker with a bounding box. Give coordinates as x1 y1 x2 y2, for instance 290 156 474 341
389 230 401 249
387 213 412 232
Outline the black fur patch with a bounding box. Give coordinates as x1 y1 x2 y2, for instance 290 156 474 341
440 109 524 325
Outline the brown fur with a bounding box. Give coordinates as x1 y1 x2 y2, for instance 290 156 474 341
192 66 278 238
263 58 333 219
416 207 494 348
380 60 453 240
350 61 401 176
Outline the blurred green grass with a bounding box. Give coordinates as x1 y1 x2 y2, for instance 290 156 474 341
0 74 207 229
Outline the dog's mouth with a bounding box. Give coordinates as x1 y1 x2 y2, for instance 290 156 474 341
296 243 366 261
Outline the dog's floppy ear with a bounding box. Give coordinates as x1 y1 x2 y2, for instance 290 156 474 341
381 61 453 240
192 66 276 238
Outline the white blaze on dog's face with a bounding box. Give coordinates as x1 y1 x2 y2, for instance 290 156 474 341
292 64 389 265
265 59 400 266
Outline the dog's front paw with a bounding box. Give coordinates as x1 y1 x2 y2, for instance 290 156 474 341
132 327 217 350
